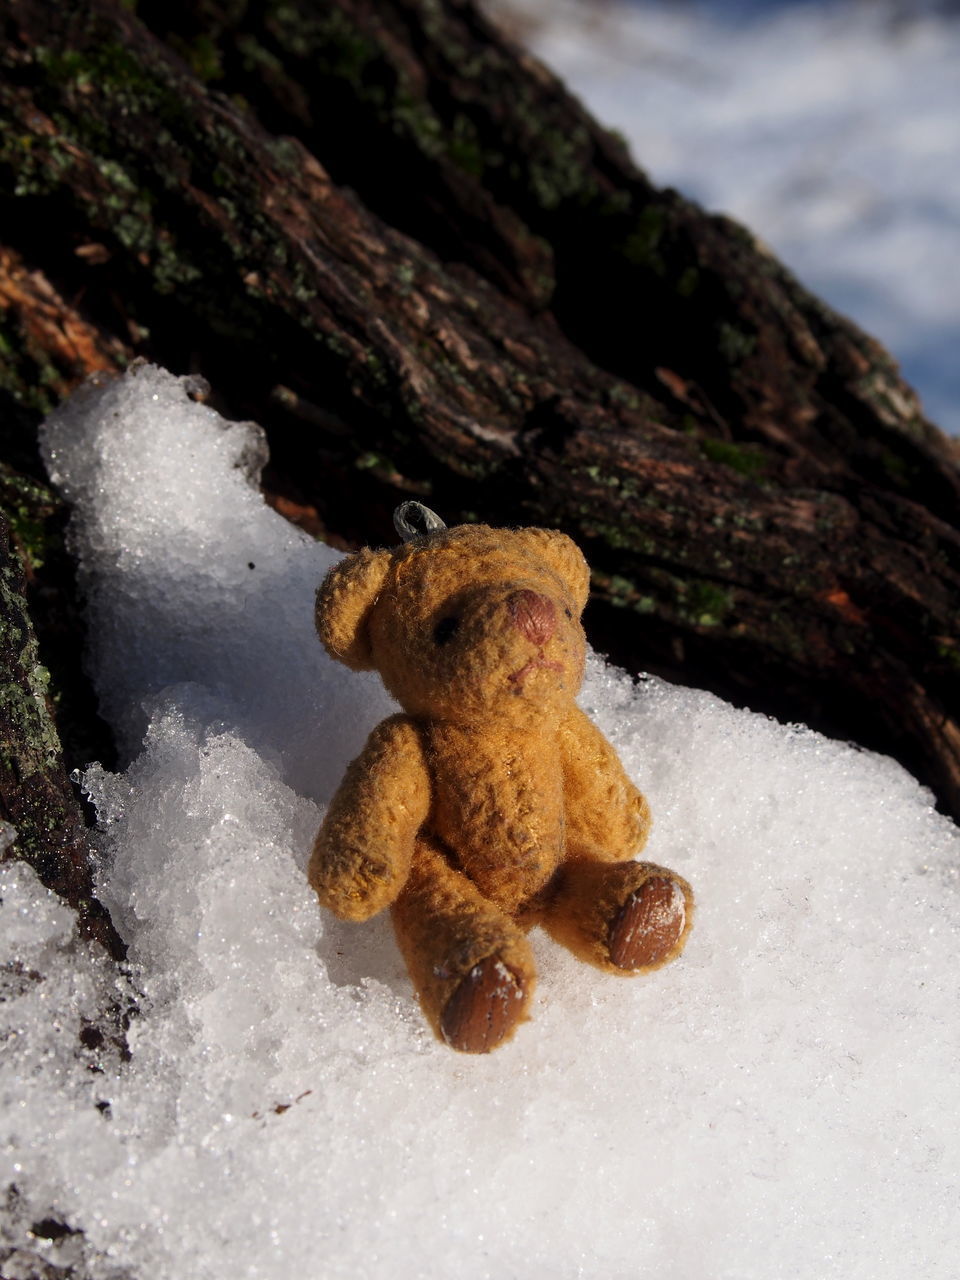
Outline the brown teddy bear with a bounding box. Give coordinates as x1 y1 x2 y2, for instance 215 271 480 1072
309 506 693 1053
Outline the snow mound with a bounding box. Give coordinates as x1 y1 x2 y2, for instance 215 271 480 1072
1 364 956 1279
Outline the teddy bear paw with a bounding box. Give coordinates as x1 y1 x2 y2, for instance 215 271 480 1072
608 876 688 972
440 956 528 1053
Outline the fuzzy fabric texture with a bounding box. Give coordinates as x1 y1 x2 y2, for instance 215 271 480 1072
309 523 694 1051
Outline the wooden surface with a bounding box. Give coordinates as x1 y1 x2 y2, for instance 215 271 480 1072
0 0 957 837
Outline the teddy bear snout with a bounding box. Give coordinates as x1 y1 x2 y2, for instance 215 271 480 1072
508 589 557 645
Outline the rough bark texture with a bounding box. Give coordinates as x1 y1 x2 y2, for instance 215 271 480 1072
0 501 123 956
0 0 958 857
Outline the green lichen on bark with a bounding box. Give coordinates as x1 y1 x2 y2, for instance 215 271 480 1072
0 463 60 573
697 437 768 481
0 521 61 781
0 488 122 955
0 505 83 898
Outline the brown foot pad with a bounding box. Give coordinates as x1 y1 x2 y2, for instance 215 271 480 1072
440 957 527 1053
608 876 687 971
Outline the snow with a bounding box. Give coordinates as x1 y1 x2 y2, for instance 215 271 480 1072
491 0 960 434
1 363 958 1278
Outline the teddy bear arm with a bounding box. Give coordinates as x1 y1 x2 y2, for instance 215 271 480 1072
559 706 652 862
309 715 431 922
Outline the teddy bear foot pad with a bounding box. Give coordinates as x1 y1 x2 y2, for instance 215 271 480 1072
440 957 528 1053
608 877 687 971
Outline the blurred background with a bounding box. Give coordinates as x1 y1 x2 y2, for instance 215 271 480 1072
488 0 960 434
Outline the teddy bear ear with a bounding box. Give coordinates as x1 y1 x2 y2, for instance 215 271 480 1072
315 547 392 670
516 528 591 613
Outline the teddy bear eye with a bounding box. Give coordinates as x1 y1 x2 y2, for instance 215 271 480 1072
564 607 573 620
433 615 460 646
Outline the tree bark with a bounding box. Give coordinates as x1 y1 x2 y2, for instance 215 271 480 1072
0 498 123 956
0 0 958 837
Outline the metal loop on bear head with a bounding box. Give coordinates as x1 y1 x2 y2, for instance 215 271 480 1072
393 501 448 542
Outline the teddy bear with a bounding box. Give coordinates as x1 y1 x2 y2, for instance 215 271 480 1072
309 505 693 1053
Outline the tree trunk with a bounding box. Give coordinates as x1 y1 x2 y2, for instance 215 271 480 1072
0 0 958 866
0 497 123 956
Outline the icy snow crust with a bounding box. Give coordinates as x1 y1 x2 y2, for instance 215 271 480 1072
502 0 960 434
1 364 956 1278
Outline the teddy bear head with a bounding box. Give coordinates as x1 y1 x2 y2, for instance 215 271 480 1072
315 521 591 724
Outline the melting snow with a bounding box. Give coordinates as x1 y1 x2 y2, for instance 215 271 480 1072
0 364 957 1279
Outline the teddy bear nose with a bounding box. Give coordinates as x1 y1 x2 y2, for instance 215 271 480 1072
508 589 557 645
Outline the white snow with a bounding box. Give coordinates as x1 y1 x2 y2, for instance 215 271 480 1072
1 363 958 1279
491 0 960 434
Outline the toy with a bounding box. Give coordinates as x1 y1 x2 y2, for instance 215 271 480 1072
309 505 693 1052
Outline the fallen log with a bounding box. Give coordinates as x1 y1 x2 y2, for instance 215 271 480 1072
0 0 956 827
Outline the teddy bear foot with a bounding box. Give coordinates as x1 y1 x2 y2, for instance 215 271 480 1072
608 876 688 972
440 956 529 1053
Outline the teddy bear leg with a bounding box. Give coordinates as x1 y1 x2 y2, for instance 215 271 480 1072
541 858 694 976
391 837 536 1053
